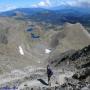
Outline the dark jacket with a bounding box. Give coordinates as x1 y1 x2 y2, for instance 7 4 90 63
47 66 53 77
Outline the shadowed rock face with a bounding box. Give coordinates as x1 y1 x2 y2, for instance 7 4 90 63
49 45 90 68
72 68 90 80
49 45 90 86
46 45 90 90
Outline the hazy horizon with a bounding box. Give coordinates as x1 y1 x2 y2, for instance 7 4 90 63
0 0 90 12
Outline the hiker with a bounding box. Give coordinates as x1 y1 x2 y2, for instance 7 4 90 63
47 65 53 86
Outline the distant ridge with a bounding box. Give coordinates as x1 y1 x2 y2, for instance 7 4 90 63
0 7 90 26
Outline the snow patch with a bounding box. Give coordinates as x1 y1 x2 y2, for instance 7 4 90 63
19 46 24 55
45 49 51 54
38 61 41 63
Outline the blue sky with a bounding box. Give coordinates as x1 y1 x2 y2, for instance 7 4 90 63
0 0 90 12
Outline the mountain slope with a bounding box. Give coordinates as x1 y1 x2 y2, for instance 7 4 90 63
49 23 90 51
50 44 90 68
48 23 90 65
0 17 51 73
0 16 90 74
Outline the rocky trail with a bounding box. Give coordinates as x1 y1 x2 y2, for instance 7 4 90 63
0 66 74 90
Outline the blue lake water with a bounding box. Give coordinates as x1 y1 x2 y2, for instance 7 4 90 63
27 28 40 39
31 33 40 39
27 28 33 32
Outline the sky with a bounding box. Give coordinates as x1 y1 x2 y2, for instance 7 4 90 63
0 0 90 12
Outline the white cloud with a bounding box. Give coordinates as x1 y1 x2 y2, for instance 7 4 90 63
79 0 90 7
56 0 90 7
69 0 90 7
0 4 16 12
37 1 48 7
31 0 51 8
0 0 90 12
31 0 90 8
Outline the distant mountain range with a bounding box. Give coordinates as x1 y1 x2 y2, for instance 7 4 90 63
0 6 90 26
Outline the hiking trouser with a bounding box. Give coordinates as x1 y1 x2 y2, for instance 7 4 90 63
48 76 51 86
